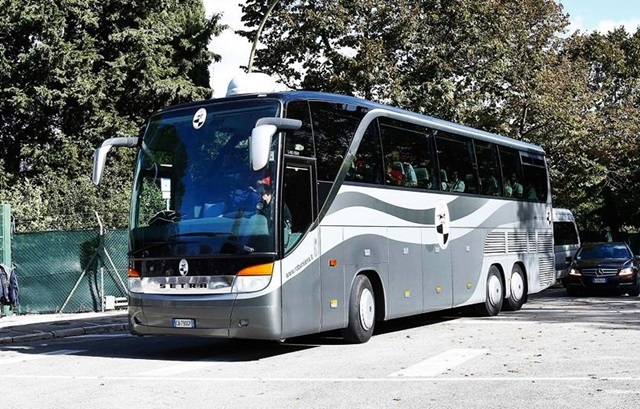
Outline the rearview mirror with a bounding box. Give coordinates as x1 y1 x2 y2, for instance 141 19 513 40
251 124 277 171
250 118 302 171
92 137 139 185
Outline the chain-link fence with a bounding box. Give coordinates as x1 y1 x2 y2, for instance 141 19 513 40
13 228 128 314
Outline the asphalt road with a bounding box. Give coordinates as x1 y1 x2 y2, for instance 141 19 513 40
2 286 639 409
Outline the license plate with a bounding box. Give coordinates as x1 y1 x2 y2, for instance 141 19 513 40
172 318 195 328
592 277 607 284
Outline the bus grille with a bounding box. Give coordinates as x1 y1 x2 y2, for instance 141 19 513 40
538 256 555 286
537 232 554 253
507 232 528 253
485 230 554 256
484 232 506 254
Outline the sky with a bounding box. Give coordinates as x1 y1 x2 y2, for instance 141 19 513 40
203 0 640 98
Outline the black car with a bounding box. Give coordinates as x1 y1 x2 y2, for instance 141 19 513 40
564 242 640 296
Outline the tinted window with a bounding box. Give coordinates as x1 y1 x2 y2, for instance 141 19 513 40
345 122 383 185
475 140 503 197
284 100 314 158
309 102 367 182
435 132 477 193
379 118 435 189
499 147 523 198
521 154 548 202
554 221 579 245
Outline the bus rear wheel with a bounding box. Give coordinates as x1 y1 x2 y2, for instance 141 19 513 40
503 264 526 311
474 265 504 316
342 275 375 343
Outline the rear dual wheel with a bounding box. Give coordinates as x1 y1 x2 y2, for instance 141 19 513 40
474 265 504 316
503 264 526 311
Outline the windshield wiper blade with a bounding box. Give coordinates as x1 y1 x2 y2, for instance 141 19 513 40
172 232 254 253
128 241 179 256
221 239 254 254
171 232 232 238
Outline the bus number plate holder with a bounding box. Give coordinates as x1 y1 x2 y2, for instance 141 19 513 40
173 318 195 328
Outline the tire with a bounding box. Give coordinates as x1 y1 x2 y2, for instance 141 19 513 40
628 283 640 297
474 265 504 316
342 275 376 343
566 286 580 297
503 264 527 311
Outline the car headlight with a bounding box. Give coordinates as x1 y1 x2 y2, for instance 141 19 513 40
618 267 635 277
569 268 582 277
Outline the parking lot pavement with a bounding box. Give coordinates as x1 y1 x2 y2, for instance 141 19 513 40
0 310 128 345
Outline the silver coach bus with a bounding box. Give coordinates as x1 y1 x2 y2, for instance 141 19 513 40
93 76 554 343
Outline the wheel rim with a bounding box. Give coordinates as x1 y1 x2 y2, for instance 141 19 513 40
359 287 375 330
511 271 524 302
488 273 503 306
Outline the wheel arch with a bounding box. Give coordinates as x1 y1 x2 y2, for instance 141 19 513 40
354 269 386 322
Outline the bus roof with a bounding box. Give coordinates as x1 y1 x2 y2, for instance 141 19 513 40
160 90 546 156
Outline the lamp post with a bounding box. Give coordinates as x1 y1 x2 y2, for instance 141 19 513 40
247 0 279 73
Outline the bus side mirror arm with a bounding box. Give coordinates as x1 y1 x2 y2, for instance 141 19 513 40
251 118 302 171
92 137 139 185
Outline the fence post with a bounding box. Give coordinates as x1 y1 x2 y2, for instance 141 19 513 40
0 204 11 267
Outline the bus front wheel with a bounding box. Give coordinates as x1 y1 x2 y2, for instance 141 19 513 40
342 275 375 343
474 265 504 316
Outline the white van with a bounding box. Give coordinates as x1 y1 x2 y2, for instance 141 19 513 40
552 208 581 282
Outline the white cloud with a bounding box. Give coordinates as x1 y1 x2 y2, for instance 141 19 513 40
596 18 640 33
203 0 251 97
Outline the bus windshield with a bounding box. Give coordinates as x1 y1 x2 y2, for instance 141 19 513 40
130 99 281 259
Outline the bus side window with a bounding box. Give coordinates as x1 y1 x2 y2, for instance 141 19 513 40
379 118 433 189
520 154 548 202
285 100 314 157
309 101 367 183
434 131 477 194
475 140 503 197
346 123 383 185
499 146 523 198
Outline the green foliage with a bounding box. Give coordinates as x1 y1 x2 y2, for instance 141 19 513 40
0 0 225 232
239 0 640 232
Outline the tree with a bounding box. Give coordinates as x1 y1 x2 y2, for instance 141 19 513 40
553 28 640 232
0 0 225 231
238 0 567 129
239 0 640 232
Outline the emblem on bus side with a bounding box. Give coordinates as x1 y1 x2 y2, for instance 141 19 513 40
192 108 207 129
435 202 450 249
178 259 189 276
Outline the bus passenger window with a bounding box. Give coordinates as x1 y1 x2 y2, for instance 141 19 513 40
435 131 477 194
379 118 434 189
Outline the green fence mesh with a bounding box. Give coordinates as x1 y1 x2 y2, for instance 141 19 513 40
13 229 128 314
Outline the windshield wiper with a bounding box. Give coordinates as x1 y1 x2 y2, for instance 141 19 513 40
172 232 255 254
221 238 255 254
171 232 232 238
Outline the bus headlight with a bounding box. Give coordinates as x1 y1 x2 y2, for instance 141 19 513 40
232 263 274 293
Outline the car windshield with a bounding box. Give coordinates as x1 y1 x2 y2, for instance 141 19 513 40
575 243 632 260
129 99 281 257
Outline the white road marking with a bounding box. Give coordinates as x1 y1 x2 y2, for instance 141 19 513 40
389 348 484 377
0 349 85 365
135 361 218 376
0 374 639 382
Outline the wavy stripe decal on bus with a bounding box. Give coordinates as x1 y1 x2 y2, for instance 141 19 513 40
326 190 494 225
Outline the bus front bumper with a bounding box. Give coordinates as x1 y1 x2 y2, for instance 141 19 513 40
128 290 283 340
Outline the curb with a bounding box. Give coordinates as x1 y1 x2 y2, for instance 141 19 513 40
0 323 128 345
